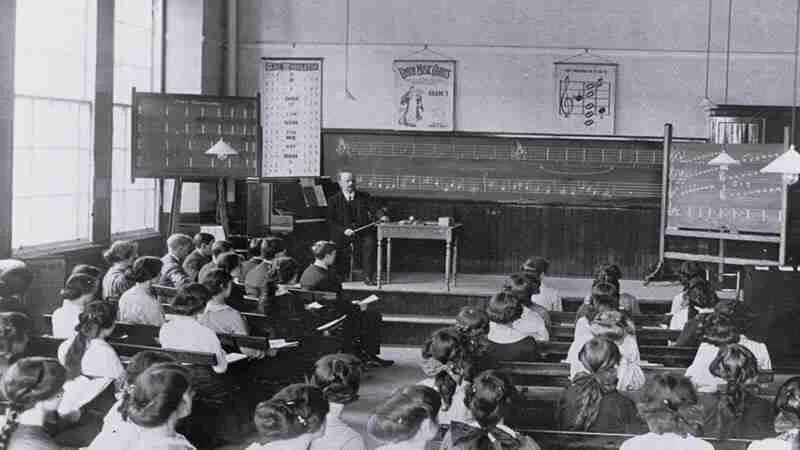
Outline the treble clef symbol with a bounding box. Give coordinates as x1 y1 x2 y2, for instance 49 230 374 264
558 75 573 118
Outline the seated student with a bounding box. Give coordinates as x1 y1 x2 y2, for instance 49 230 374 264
51 273 98 338
159 283 228 375
247 384 329 450
118 256 165 326
575 281 621 340
522 256 563 312
205 251 251 312
0 259 34 314
685 313 771 393
101 239 139 303
568 309 644 391
669 262 706 330
0 312 32 379
504 273 550 341
367 385 442 450
183 232 215 282
86 351 177 450
309 353 366 450
71 263 104 283
197 239 234 284
199 269 248 336
485 291 540 365
674 278 721 347
747 377 800 450
240 238 265 281
99 363 196 450
245 236 287 298
698 344 773 439
421 306 489 377
440 370 541 450
55 300 124 446
299 240 393 367
557 337 646 433
0 357 67 450
620 373 711 450
418 327 476 425
158 233 195 291
585 263 640 314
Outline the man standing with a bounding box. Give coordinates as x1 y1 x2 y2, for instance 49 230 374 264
326 172 388 285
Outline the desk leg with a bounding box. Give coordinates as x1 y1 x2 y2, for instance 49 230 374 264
452 237 458 287
377 238 383 289
445 238 452 292
386 238 392 285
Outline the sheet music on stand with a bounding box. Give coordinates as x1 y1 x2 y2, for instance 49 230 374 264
299 178 327 207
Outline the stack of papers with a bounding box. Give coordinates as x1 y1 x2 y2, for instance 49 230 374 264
268 339 300 349
352 294 379 306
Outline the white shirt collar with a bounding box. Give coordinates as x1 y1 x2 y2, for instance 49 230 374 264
205 302 232 313
344 191 355 201
488 322 528 343
313 261 329 270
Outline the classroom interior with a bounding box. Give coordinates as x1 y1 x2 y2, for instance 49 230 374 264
5 0 800 449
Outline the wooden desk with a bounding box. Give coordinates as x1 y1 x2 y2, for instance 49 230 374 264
377 222 462 291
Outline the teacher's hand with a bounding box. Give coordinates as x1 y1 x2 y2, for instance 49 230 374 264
344 228 355 237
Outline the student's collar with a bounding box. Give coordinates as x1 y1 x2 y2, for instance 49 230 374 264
205 302 231 312
488 322 528 343
313 261 329 270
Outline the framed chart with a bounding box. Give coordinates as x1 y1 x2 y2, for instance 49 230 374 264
260 58 323 178
554 62 616 135
393 60 456 131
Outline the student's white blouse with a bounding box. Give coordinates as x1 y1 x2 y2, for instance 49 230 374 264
620 432 714 450
531 284 563 312
567 331 645 391
118 283 165 326
56 337 124 415
197 302 248 335
513 307 550 342
52 300 83 338
685 335 772 392
159 316 228 373
669 292 689 330
417 377 469 425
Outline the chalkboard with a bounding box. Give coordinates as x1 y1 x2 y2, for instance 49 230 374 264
667 143 784 237
322 131 663 206
132 90 261 179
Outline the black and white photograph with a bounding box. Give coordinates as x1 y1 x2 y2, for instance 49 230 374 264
4 1 800 449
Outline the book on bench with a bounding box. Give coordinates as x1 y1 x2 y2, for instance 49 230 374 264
225 352 248 364
268 339 300 349
352 294 379 307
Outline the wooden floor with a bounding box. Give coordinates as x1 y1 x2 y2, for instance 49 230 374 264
343 271 686 302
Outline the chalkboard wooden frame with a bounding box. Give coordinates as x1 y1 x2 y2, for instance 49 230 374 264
131 88 262 180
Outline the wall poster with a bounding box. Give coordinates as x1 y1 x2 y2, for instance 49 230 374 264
260 58 322 178
554 62 616 135
393 60 455 131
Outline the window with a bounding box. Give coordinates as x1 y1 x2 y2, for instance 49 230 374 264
112 0 159 234
13 0 97 249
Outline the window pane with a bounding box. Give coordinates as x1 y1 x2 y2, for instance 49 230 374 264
12 0 95 249
112 0 158 234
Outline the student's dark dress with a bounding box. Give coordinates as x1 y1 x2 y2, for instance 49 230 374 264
556 385 646 433
183 249 211 282
483 337 540 367
299 264 383 356
699 391 775 440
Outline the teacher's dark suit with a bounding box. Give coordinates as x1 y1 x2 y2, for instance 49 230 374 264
326 190 386 282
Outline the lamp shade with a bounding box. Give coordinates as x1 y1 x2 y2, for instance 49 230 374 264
205 138 239 159
760 145 800 175
707 149 740 166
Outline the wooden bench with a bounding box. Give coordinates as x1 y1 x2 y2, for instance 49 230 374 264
550 311 670 328
538 341 699 366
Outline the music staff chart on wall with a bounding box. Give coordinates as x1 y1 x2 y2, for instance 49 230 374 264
261 58 322 178
554 62 616 135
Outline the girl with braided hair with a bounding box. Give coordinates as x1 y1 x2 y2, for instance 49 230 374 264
0 313 31 381
421 306 489 378
309 353 365 450
419 327 477 425
620 373 711 450
86 351 176 449
699 344 773 439
0 357 66 450
748 377 800 450
54 299 123 447
368 385 442 450
440 370 540 450
556 337 645 433
247 384 329 450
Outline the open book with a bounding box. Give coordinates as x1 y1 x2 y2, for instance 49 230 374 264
225 352 248 364
316 314 348 332
352 294 380 307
